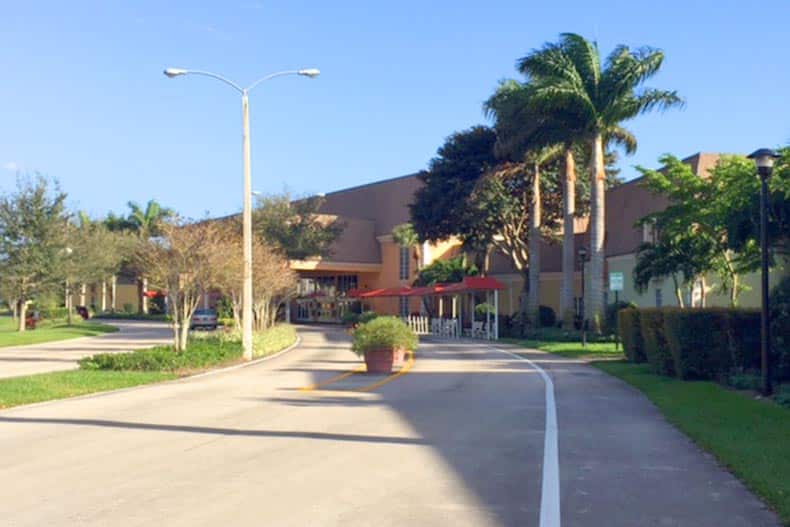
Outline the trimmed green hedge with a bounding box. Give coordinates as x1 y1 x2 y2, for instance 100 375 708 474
618 307 774 382
639 309 674 376
618 308 645 363
351 316 417 356
663 308 731 380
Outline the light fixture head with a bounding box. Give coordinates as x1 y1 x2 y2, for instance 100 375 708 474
748 148 780 178
298 68 321 78
163 68 188 78
578 246 588 260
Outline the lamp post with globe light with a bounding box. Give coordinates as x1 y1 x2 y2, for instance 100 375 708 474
747 148 779 396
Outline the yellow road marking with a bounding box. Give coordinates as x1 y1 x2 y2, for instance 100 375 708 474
299 365 366 392
355 350 415 393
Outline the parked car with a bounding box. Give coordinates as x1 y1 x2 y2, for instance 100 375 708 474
190 309 218 330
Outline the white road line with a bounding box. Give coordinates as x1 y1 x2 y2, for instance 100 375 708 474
493 347 561 527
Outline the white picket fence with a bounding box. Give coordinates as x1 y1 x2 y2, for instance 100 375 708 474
402 316 460 338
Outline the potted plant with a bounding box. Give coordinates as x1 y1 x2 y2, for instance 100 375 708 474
351 316 418 374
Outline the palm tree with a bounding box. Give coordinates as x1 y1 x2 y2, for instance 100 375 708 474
485 80 574 326
124 200 173 314
518 33 682 331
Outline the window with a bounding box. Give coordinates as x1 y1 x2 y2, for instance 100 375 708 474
655 288 663 308
337 275 358 294
399 246 410 280
399 296 409 317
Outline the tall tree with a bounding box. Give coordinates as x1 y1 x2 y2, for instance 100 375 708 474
135 220 228 351
410 127 499 244
392 222 422 273
107 200 174 314
253 193 343 261
518 33 682 331
0 176 69 331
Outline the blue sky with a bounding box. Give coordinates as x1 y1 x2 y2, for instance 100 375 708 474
1 0 788 219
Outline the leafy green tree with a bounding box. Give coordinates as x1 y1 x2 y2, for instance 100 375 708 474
410 126 498 244
0 175 69 331
638 155 753 306
519 32 683 330
392 222 422 273
105 199 174 314
721 147 790 264
414 256 478 286
253 193 343 260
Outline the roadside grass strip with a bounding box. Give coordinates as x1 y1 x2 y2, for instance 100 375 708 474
0 370 176 409
596 361 790 525
500 337 623 361
0 317 118 348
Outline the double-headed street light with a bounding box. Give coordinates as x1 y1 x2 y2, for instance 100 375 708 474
164 67 320 361
747 147 779 396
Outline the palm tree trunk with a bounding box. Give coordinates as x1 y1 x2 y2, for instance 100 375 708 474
560 147 576 328
527 163 541 327
110 275 117 312
589 134 606 333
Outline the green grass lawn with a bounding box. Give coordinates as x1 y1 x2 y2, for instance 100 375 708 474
595 361 790 525
0 324 298 410
0 316 117 348
500 337 625 360
0 370 176 409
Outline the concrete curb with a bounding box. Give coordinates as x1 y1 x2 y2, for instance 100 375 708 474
0 335 303 415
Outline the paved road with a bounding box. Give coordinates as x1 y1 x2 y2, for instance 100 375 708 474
0 320 172 379
0 326 779 526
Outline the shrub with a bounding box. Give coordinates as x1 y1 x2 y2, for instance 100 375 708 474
728 373 762 391
341 311 360 326
358 311 378 324
123 303 134 314
640 308 673 376
606 301 637 335
351 316 417 356
726 309 761 374
771 276 790 382
775 385 790 409
538 305 556 328
474 303 494 321
79 336 244 371
618 308 645 363
663 308 731 380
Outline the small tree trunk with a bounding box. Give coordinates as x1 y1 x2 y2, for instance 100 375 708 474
527 163 541 327
17 299 27 332
588 134 606 333
65 281 73 325
110 275 117 312
101 281 107 312
730 273 739 308
79 283 86 307
11 299 18 321
672 275 684 308
142 277 149 314
560 147 577 328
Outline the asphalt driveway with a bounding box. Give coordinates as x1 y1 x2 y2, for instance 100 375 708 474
0 325 780 526
0 320 172 379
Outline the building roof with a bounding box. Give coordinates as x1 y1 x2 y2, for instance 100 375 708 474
316 173 422 236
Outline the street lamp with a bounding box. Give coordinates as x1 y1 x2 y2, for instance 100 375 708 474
164 66 320 361
578 246 589 348
747 147 779 396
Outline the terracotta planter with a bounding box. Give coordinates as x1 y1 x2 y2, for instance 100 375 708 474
364 348 396 374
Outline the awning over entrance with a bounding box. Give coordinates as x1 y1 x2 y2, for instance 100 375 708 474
346 276 505 298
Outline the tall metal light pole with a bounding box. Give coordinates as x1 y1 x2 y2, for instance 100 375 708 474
578 246 589 348
164 67 320 361
747 148 779 396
